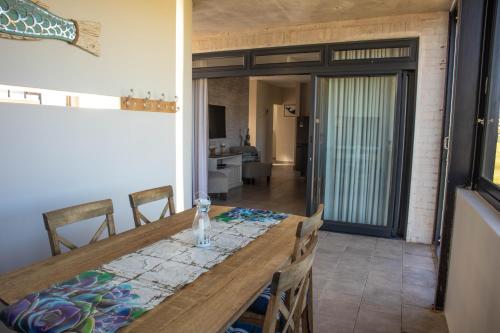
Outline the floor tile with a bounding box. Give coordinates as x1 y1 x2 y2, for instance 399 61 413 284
317 296 360 320
403 253 436 271
371 255 403 273
402 304 449 333
367 270 402 288
315 312 356 333
362 283 402 313
403 265 437 288
404 243 434 258
326 278 367 298
345 244 375 256
402 282 436 309
354 303 401 333
321 280 364 304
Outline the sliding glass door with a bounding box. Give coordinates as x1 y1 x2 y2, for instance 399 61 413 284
313 74 403 236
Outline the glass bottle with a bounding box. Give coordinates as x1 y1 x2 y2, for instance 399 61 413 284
192 194 212 247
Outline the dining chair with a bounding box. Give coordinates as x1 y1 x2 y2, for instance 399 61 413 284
227 237 318 333
241 204 324 332
43 199 116 256
129 185 176 228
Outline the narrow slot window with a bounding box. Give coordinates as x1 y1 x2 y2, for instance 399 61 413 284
254 52 321 65
193 56 245 69
332 47 411 61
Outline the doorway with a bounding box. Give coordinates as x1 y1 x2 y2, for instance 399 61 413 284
204 75 311 216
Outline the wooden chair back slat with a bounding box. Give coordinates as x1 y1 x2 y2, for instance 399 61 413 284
292 204 324 262
43 199 116 256
262 238 317 333
129 185 176 228
43 200 114 228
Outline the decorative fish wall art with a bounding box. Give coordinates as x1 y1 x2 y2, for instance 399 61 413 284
0 0 101 56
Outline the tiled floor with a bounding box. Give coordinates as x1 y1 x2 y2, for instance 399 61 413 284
314 231 449 333
215 163 448 333
212 164 307 216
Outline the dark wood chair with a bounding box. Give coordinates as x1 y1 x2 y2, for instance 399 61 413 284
43 199 116 256
128 185 175 228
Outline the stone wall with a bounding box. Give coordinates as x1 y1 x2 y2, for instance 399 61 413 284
208 77 250 149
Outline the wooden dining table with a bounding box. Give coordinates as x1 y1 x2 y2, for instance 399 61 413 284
0 206 303 333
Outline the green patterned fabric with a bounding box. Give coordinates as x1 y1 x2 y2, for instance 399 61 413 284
0 0 76 42
0 270 148 333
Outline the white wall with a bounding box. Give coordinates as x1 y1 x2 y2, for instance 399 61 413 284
249 81 282 163
273 105 297 163
445 189 500 333
194 12 449 244
0 105 176 272
175 0 193 210
0 0 191 273
0 0 176 99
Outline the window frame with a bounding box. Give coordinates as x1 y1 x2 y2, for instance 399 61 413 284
474 0 500 211
192 38 418 79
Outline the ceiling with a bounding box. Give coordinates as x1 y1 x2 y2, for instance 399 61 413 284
251 75 310 88
193 0 452 35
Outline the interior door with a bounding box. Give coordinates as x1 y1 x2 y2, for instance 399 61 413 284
311 74 403 237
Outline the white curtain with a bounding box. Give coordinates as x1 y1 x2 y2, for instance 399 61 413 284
192 79 208 200
322 76 397 226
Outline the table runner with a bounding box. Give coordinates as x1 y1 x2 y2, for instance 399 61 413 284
0 208 288 333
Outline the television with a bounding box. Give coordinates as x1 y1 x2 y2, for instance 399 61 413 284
209 104 226 139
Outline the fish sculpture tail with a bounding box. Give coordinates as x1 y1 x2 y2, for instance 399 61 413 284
72 20 101 56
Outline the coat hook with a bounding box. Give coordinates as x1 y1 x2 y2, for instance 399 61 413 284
144 91 151 108
158 93 165 109
126 89 134 107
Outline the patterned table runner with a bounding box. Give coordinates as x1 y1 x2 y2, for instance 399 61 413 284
0 208 288 333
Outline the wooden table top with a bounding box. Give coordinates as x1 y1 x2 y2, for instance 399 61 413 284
0 206 303 333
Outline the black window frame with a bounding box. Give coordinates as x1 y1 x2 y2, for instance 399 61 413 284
328 39 417 65
192 38 418 79
473 0 500 211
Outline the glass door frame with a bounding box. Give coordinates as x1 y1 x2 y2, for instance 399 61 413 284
307 70 416 238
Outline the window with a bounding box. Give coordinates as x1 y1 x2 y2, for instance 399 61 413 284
253 52 321 65
193 56 245 69
332 47 411 61
477 0 500 208
0 85 120 110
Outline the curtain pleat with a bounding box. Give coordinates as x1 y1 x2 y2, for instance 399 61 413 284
323 76 396 226
192 79 209 200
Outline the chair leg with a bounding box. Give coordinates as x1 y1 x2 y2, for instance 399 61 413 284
302 309 310 333
306 270 314 333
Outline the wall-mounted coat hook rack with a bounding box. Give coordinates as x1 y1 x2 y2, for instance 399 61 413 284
121 90 176 113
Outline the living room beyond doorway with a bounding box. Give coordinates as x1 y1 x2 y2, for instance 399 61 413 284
207 75 311 215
